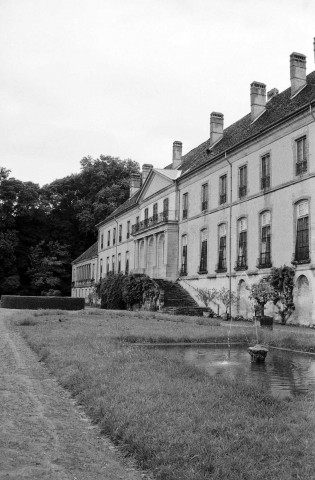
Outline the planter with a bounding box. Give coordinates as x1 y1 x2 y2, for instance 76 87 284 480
259 315 273 329
248 344 269 362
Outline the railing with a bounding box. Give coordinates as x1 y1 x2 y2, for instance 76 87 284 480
219 193 227 205
74 279 95 287
296 160 307 175
239 185 247 198
256 252 272 268
215 259 227 272
292 248 310 264
234 256 247 270
131 210 178 235
261 176 270 190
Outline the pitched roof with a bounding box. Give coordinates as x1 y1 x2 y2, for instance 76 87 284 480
72 242 98 265
178 70 315 175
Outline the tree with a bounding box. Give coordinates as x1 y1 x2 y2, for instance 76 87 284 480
27 241 71 296
217 287 239 318
267 265 295 324
196 288 218 310
249 278 275 316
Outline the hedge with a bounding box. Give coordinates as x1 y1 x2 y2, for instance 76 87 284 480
1 295 85 311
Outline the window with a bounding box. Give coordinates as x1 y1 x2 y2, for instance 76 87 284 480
182 193 188 219
113 228 116 245
219 175 227 204
100 234 104 249
112 255 115 272
92 263 95 280
153 203 158 222
125 251 129 275
163 198 169 220
100 259 103 279
201 183 208 211
107 231 110 247
296 136 307 175
199 229 208 274
119 224 122 243
261 154 270 190
181 235 188 275
239 165 247 198
217 224 227 271
118 253 121 273
258 211 271 268
106 257 109 274
294 201 310 263
235 218 247 270
144 208 149 227
127 221 130 239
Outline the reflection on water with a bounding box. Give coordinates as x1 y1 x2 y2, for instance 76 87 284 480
162 345 315 399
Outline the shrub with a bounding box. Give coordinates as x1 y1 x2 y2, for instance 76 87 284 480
97 273 126 309
267 265 295 324
1 295 85 310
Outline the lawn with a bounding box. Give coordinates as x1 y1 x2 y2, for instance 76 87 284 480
8 309 315 480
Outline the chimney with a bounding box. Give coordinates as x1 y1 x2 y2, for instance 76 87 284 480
141 164 153 185
210 112 224 144
250 81 266 121
172 141 182 169
267 88 279 102
130 173 141 197
290 52 306 96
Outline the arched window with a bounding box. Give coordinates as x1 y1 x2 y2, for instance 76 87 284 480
294 200 310 263
258 211 272 268
199 229 208 274
236 218 247 270
217 224 227 272
181 235 188 276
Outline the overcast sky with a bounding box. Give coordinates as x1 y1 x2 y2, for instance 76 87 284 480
1 0 314 186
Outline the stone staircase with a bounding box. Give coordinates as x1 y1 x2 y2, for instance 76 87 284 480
153 279 208 316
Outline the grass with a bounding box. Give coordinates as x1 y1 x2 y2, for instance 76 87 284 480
8 309 315 480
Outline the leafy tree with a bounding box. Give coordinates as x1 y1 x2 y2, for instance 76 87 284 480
196 288 218 309
267 266 295 324
27 241 71 296
217 287 239 317
0 231 20 295
249 278 275 316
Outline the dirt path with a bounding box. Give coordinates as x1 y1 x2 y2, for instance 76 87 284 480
0 310 149 480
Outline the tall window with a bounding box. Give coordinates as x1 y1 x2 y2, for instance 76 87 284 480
112 255 115 272
181 235 188 275
261 154 270 190
296 136 307 175
219 175 227 204
119 224 122 243
100 259 103 279
239 165 247 198
100 234 104 249
118 253 121 273
106 257 109 274
113 228 116 245
127 221 130 239
294 201 310 263
92 263 95 280
259 211 271 267
125 251 129 275
163 198 169 220
201 183 208 211
199 229 208 274
236 218 247 270
107 231 110 247
153 203 158 221
217 224 227 271
182 193 188 219
144 208 149 226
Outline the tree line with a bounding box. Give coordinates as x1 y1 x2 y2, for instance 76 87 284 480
0 156 139 297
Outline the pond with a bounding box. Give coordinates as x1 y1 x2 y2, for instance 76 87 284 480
155 345 315 399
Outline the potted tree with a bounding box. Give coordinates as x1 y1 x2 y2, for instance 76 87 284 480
267 266 295 325
196 287 218 316
217 287 239 320
249 277 274 328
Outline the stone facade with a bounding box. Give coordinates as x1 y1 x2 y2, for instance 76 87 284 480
72 47 315 325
